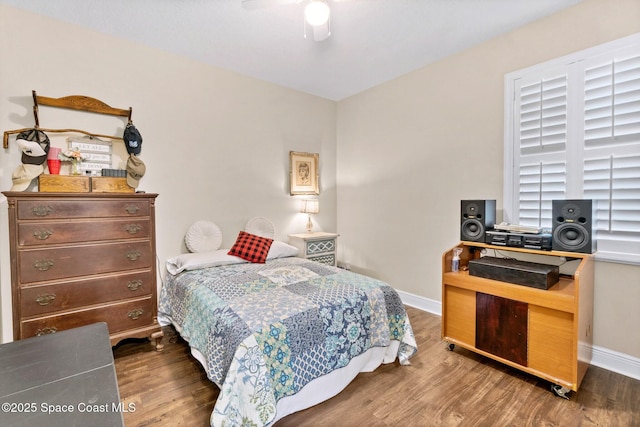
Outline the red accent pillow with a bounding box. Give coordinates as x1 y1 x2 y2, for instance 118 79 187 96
228 231 274 263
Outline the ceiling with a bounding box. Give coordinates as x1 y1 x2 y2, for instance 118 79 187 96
1 0 583 101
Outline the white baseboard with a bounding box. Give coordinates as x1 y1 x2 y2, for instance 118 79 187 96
397 290 640 381
398 290 442 316
590 345 640 381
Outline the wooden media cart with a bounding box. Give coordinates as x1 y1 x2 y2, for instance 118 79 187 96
441 242 594 397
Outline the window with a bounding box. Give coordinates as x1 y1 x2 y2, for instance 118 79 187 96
504 33 640 264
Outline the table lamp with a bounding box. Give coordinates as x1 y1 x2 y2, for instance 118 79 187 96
300 199 319 233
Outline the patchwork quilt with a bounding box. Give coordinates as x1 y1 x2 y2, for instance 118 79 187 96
159 257 417 426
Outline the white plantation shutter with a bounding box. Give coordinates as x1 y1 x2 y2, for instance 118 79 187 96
512 67 568 229
518 161 566 228
583 49 640 261
584 155 640 233
505 33 640 264
584 54 640 147
517 74 568 155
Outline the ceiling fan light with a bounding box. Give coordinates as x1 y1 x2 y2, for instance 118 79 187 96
304 1 330 26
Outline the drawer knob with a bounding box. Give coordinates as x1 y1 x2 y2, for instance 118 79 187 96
127 280 142 291
125 204 140 214
35 293 56 306
124 224 142 234
32 205 53 216
34 259 54 271
126 251 141 261
33 229 53 240
128 308 144 320
35 327 57 336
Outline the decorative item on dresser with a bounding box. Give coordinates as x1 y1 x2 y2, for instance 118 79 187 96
288 231 338 266
2 191 163 350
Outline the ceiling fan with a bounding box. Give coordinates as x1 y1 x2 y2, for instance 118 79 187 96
241 0 349 41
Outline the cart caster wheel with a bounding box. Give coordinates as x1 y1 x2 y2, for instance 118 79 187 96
551 384 570 400
448 343 455 351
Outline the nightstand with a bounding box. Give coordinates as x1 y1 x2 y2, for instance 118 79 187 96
288 232 339 266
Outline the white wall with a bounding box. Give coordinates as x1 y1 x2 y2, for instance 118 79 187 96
337 0 640 360
1 0 639 372
0 4 337 342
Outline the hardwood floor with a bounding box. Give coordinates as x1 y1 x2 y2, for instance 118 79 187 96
113 307 640 426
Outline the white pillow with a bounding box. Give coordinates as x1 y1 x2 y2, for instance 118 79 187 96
166 249 246 275
185 221 222 253
267 241 299 259
245 217 276 239
165 241 299 275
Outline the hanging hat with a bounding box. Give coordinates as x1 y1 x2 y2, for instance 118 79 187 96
123 123 142 155
126 154 146 188
18 139 47 157
11 164 44 191
16 129 50 165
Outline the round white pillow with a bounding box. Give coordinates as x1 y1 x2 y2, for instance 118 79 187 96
185 221 222 253
245 217 276 239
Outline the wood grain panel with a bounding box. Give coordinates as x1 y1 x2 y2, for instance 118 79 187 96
442 286 475 346
21 297 153 338
476 293 528 366
20 271 152 316
16 198 150 220
528 304 575 387
18 218 151 246
18 241 152 283
444 271 576 313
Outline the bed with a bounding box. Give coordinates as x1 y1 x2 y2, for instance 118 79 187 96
158 221 417 427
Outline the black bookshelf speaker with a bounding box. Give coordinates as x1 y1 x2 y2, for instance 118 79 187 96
461 200 496 242
552 199 596 253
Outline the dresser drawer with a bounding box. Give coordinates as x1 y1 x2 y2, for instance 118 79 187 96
288 232 339 267
308 253 336 266
19 241 153 284
21 297 155 339
20 271 153 317
305 238 336 256
16 198 150 220
18 218 151 247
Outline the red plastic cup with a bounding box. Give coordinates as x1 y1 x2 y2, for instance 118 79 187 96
47 146 61 160
47 159 61 174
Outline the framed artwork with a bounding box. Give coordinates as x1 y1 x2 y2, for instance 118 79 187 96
290 151 319 195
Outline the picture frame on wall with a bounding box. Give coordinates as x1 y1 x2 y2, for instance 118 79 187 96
290 151 319 195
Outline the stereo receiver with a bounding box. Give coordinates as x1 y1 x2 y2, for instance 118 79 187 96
485 230 552 251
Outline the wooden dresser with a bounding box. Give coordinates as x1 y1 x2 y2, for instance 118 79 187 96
3 192 163 350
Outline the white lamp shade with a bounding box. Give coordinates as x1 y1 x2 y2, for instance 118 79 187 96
300 199 319 214
304 1 330 26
